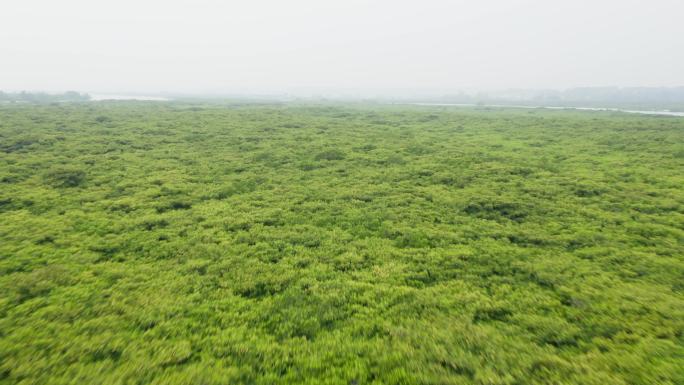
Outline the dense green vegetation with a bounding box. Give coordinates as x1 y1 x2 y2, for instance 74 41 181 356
1 102 683 384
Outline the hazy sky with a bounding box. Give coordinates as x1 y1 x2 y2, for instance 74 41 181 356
2 0 683 94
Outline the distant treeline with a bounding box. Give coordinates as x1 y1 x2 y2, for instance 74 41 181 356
0 91 90 103
429 87 684 111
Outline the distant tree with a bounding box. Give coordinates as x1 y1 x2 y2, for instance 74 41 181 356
0 90 90 103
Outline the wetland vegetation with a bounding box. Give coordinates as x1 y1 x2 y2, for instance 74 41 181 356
0 102 682 384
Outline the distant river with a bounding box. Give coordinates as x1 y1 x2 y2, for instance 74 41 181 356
90 94 170 101
407 103 684 117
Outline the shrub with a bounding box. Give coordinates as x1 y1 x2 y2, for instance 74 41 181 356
315 149 346 161
44 168 86 188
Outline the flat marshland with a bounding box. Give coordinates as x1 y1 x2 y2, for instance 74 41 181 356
0 103 682 384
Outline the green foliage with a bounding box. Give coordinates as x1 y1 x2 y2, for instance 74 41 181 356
315 149 346 161
1 102 683 384
44 167 86 188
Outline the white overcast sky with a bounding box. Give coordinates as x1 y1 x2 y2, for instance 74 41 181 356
1 0 683 94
